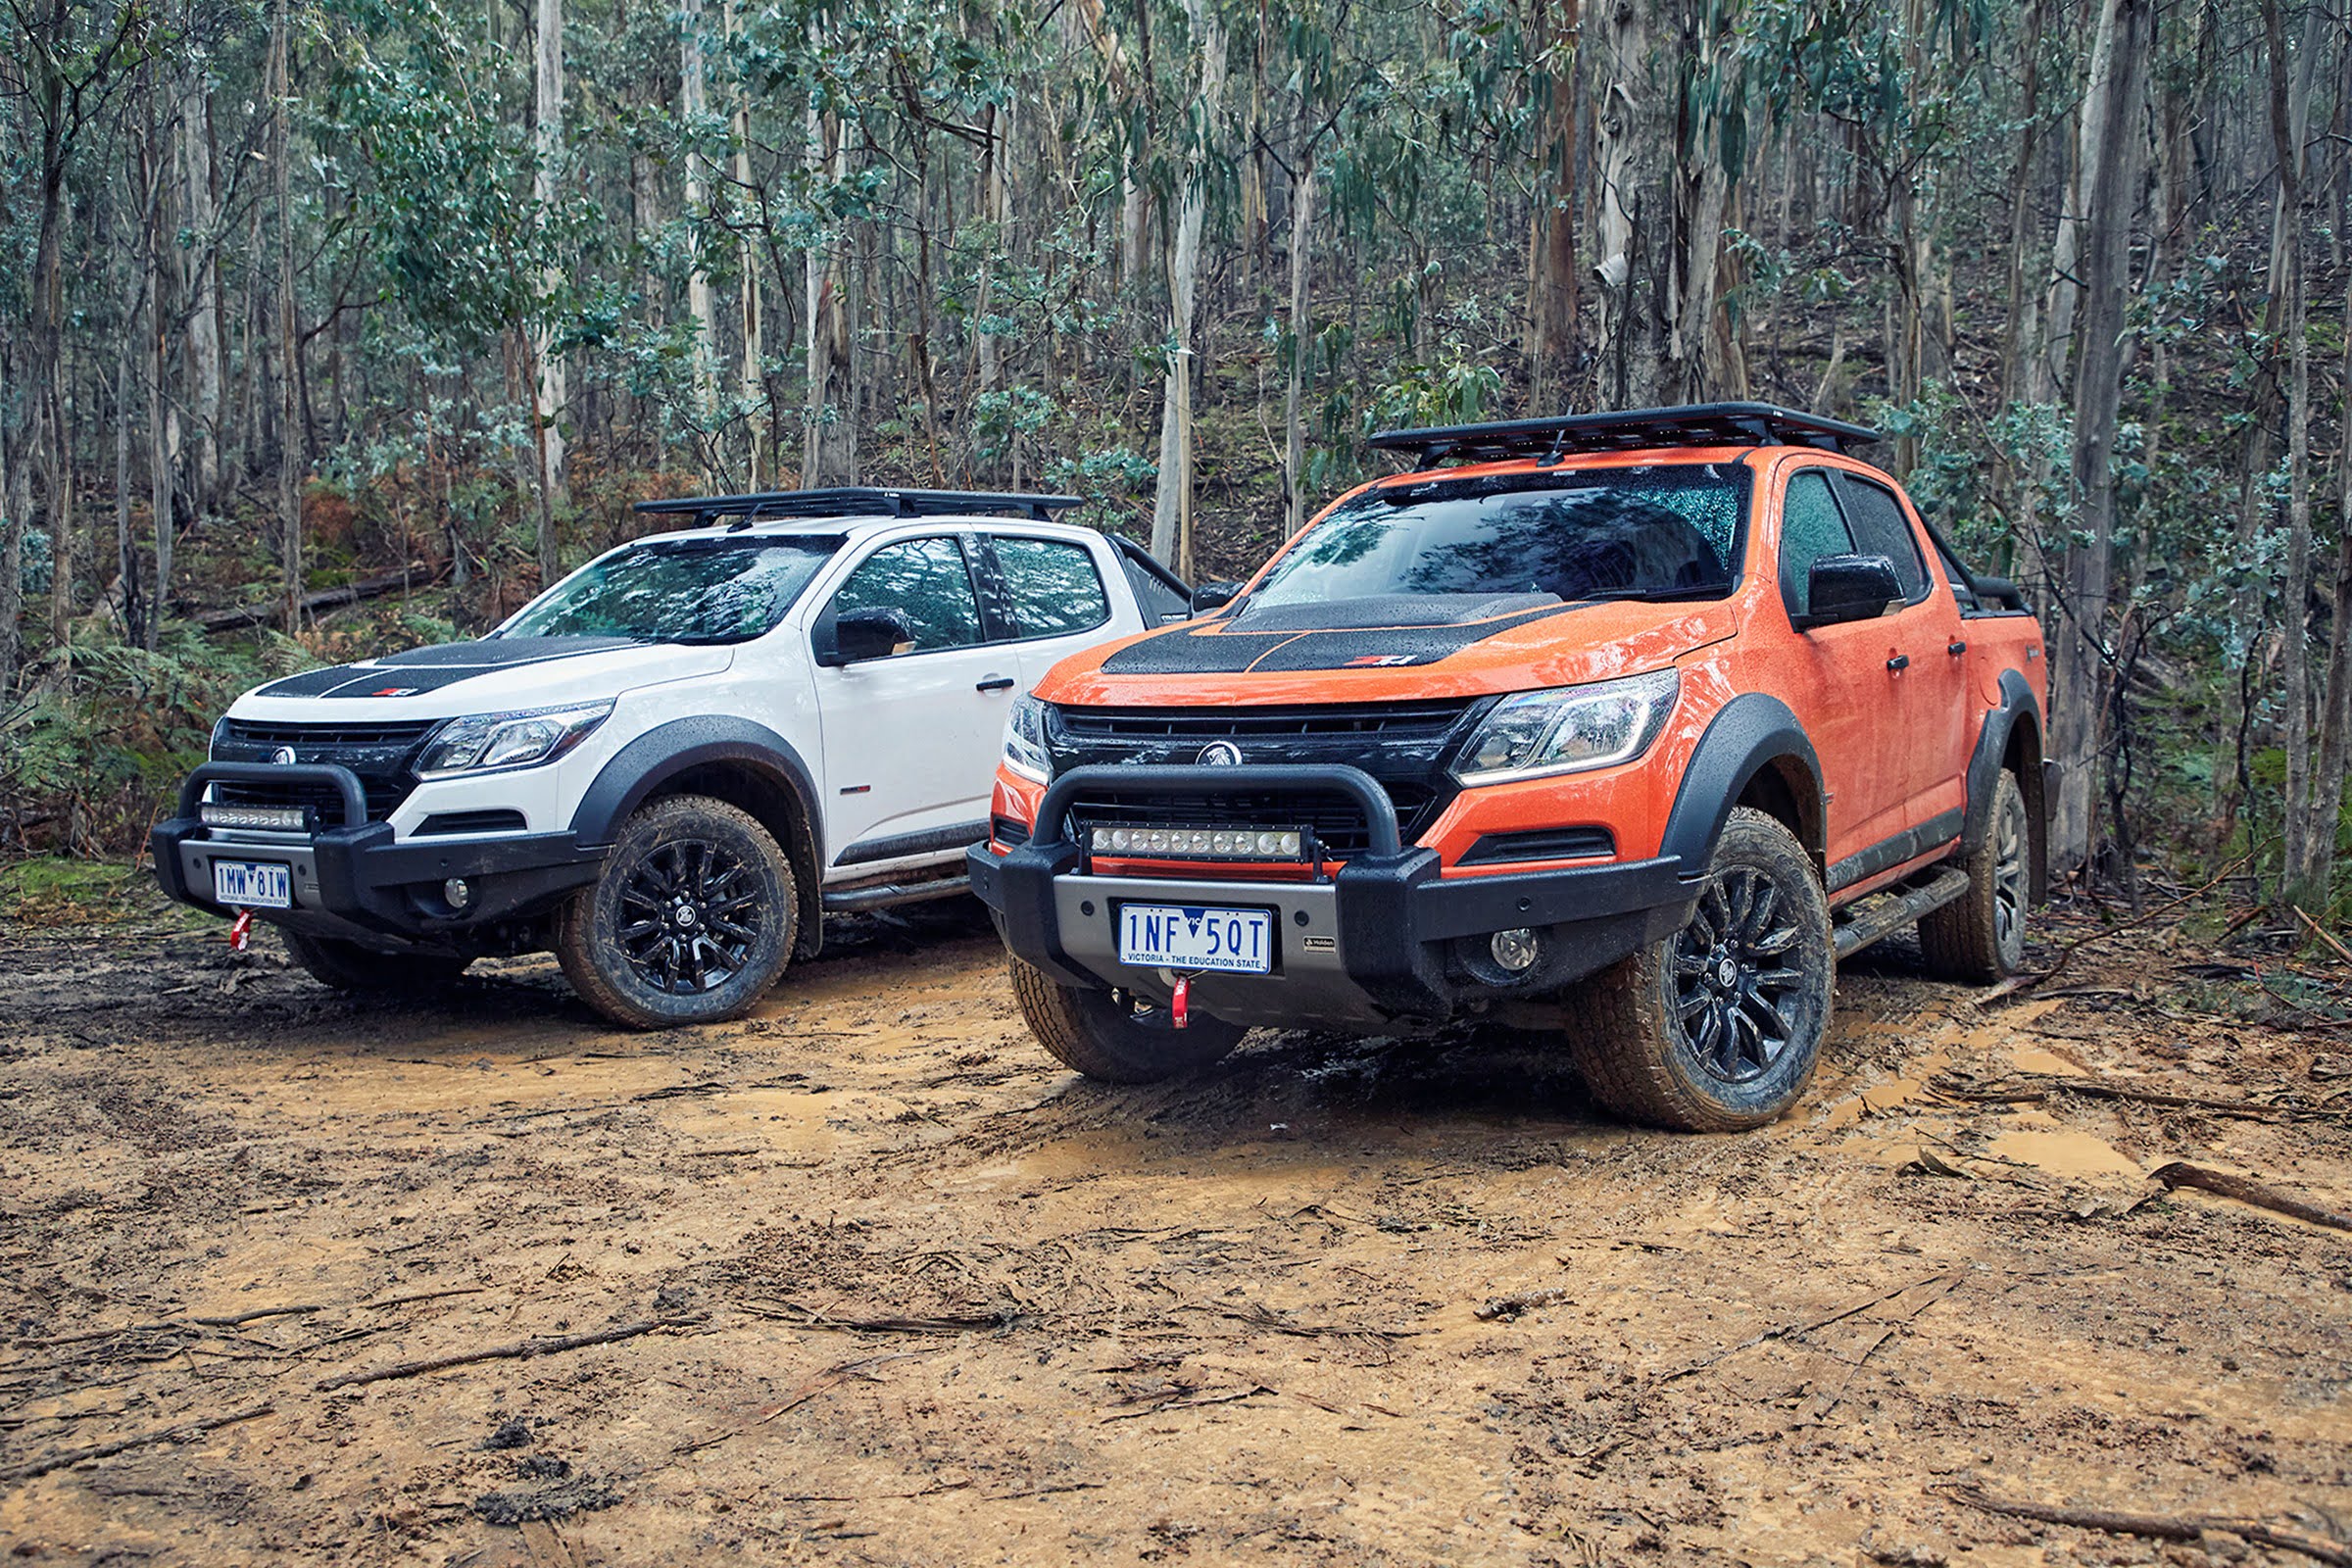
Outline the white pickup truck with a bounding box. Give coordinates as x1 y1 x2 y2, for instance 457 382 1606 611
153 488 1191 1027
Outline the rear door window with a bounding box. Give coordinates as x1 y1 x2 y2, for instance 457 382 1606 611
993 536 1112 640
1830 474 1932 604
1778 470 1856 618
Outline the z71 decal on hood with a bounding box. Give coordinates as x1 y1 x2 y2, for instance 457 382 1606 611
254 636 640 699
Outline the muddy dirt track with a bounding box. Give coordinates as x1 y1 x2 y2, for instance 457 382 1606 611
2 898 2348 1567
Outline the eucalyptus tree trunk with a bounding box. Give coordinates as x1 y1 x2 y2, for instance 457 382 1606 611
146 125 173 647
1524 0 1579 405
2307 259 2352 904
803 101 857 486
1149 0 1225 565
1282 134 1314 540
33 108 72 656
974 102 1009 404
2267 0 2317 904
729 0 763 488
0 377 18 689
180 78 223 513
681 0 718 426
273 0 302 635
531 0 568 558
2046 0 2152 875
1592 1 1665 409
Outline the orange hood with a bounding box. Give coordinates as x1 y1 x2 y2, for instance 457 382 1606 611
1036 596 1740 708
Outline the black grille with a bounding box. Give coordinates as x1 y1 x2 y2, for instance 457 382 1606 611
210 773 411 824
1045 697 1485 858
208 717 441 824
991 814 1032 848
1067 783 1435 858
1056 700 1476 742
220 718 439 748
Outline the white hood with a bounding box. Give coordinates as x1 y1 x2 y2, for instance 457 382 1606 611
228 636 734 723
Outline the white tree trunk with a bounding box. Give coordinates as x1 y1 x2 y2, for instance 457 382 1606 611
532 0 566 584
1150 0 1225 564
1282 144 1314 541
803 98 857 486
2046 0 2152 872
681 0 717 426
180 82 224 511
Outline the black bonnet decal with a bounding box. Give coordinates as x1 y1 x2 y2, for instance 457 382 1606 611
254 636 640 699
1099 602 1578 676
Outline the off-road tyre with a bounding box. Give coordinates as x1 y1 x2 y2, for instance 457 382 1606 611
1919 768 2030 983
1569 807 1835 1132
282 931 469 993
555 795 798 1030
1008 957 1247 1084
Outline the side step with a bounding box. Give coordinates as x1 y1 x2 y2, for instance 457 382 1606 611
1832 869 1970 959
821 875 972 914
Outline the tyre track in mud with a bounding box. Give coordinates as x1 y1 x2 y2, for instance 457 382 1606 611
1 900 2348 1565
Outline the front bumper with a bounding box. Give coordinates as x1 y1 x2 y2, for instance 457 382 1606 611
153 761 605 952
967 763 1699 1028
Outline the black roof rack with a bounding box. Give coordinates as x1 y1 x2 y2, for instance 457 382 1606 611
634 486 1085 529
1365 402 1881 466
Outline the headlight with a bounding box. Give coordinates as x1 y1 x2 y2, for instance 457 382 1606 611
1003 694 1053 784
209 715 232 759
416 701 613 779
1451 669 1680 785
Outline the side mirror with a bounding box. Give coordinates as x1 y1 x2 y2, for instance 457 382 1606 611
1797 555 1903 629
1190 580 1243 615
820 607 917 666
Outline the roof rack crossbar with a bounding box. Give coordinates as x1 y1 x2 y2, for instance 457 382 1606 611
1366 402 1881 465
634 486 1086 527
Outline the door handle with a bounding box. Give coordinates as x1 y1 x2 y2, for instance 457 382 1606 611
976 675 1017 693
1947 641 1967 656
1886 654 1910 671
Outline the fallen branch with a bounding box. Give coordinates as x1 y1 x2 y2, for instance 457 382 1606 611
1945 1487 2352 1566
1100 1385 1270 1423
15 1304 323 1349
0 1404 274 1482
315 1315 705 1392
2150 1161 2352 1233
1933 1072 2326 1121
198 564 443 633
362 1286 488 1310
1476 1289 1572 1322
738 1298 1017 1336
1655 1273 1955 1384
1981 858 2248 1003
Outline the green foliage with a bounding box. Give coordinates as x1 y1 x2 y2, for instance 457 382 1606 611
1 625 314 847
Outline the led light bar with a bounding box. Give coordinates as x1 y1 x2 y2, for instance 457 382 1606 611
201 803 309 832
1089 824 1306 859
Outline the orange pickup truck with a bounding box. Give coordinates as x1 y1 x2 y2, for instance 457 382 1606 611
969 404 2048 1130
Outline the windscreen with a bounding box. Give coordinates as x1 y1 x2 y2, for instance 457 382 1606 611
501 536 841 644
1246 465 1750 610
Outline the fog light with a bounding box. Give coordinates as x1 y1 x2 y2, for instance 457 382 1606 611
443 877 472 910
1490 927 1540 972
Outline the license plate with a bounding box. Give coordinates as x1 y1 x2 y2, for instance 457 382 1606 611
1116 904 1274 974
213 859 293 909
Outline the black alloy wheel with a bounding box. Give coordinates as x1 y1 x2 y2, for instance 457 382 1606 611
555 794 799 1029
615 837 765 995
1569 807 1835 1131
1671 865 1809 1085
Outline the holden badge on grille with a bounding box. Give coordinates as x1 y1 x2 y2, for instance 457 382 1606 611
1198 741 1243 766
270 746 298 765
